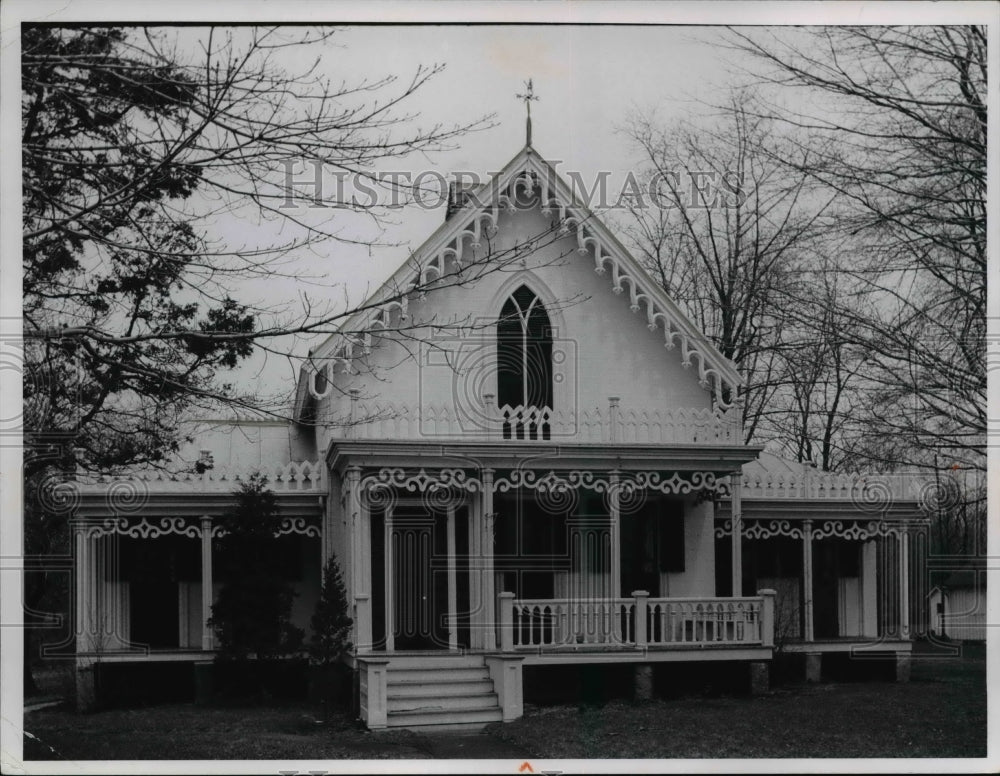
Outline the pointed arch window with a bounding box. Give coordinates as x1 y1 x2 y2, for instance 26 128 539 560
497 285 553 439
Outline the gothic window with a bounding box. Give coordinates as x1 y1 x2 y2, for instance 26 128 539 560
497 285 553 439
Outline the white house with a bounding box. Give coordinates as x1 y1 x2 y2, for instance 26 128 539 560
70 138 930 730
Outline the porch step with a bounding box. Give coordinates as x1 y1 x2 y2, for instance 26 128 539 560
388 690 499 713
386 706 503 729
382 654 502 730
390 680 496 697
388 666 491 684
385 654 486 670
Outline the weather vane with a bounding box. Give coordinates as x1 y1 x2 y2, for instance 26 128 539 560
516 79 539 146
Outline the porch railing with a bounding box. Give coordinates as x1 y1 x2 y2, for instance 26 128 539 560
736 461 930 502
75 459 326 492
499 590 775 651
337 398 741 445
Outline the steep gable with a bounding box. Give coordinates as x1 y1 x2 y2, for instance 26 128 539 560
296 144 741 421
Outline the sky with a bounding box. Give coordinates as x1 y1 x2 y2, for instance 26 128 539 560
198 24 759 400
1 7 996 775
5 1 995 409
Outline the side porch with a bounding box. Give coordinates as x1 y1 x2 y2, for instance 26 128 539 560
68 462 326 709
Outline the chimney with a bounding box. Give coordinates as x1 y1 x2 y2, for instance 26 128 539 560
446 179 476 220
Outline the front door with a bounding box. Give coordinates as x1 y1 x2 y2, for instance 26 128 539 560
391 508 449 650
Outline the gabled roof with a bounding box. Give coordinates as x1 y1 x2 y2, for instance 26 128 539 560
296 143 742 420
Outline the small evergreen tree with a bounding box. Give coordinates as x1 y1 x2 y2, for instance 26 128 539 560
209 474 304 662
309 554 353 665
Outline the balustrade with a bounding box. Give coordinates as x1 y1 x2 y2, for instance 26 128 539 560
499 591 773 651
342 399 741 445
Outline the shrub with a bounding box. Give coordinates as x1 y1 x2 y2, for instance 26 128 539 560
310 553 353 665
209 474 304 662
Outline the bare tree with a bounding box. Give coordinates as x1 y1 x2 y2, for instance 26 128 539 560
765 251 871 471
20 24 577 692
723 26 986 476
21 25 578 477
619 94 831 443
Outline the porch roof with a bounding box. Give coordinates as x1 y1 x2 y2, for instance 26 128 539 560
327 438 764 475
714 499 927 522
70 489 324 519
716 451 930 520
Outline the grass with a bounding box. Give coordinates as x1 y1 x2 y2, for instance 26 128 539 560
26 663 76 701
488 645 986 759
23 643 986 761
23 703 432 760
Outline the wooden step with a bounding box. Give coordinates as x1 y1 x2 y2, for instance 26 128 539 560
373 653 503 730
389 680 495 697
388 691 499 713
386 706 503 729
388 667 490 684
385 654 486 670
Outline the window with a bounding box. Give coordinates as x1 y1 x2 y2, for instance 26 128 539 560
657 498 686 574
497 285 553 439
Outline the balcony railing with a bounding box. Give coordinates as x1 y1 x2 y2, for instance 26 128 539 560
737 466 929 502
336 398 742 445
75 460 326 492
498 590 775 651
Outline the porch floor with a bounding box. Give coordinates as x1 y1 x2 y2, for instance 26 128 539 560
357 644 774 665
781 639 913 654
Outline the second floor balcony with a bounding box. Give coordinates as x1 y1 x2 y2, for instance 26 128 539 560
328 396 743 446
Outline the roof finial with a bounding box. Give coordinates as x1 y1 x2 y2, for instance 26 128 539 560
516 78 539 146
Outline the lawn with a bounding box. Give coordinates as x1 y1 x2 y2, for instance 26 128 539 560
23 703 432 760
23 643 986 761
489 645 987 759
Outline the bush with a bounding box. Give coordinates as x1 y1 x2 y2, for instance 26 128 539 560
209 475 304 662
309 553 353 666
308 553 353 714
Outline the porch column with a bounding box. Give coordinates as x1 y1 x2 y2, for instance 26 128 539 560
73 520 94 654
730 472 742 596
899 528 910 639
468 503 482 650
481 468 496 650
861 539 878 637
357 480 372 651
346 466 362 599
446 505 458 650
200 516 214 651
346 466 372 651
802 519 814 642
384 504 395 652
73 520 99 712
609 471 621 599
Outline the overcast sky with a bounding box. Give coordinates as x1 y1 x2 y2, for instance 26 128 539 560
6 2 992 409
206 24 761 399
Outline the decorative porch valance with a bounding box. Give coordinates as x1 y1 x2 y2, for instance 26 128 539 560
70 515 321 539
713 518 916 541
356 466 730 513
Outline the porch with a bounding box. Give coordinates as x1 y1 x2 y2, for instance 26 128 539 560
335 446 775 728
334 445 755 656
499 590 775 663
69 461 326 669
353 590 776 730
